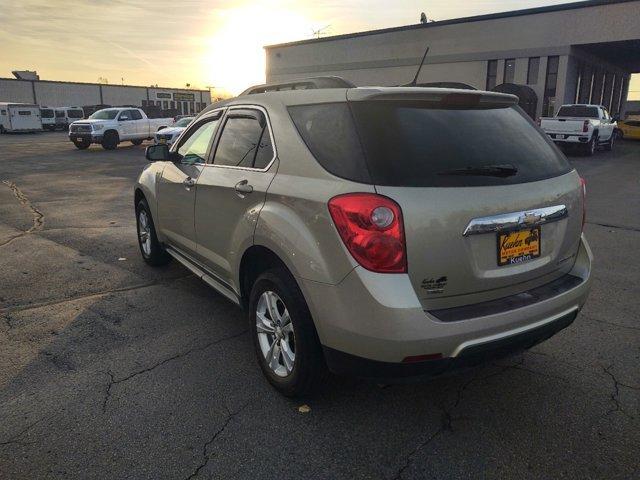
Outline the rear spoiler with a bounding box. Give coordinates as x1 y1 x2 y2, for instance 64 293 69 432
347 87 518 109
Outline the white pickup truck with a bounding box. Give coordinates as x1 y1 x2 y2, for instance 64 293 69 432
68 107 172 150
540 104 617 156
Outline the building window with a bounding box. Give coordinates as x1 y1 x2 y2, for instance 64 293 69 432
527 57 540 85
573 65 582 104
591 69 604 105
602 73 613 110
578 65 593 104
503 58 516 84
486 60 498 90
542 56 559 116
619 75 629 113
611 75 622 115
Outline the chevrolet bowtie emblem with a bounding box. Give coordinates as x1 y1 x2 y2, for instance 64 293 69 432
521 213 542 225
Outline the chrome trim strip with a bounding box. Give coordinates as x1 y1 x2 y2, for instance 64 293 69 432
462 204 568 236
165 246 240 305
450 306 579 357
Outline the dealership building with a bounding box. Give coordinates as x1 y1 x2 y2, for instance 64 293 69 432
0 73 212 116
265 0 640 119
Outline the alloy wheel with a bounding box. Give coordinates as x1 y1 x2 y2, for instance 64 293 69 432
256 290 295 377
138 210 152 256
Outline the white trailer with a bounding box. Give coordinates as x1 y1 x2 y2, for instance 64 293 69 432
0 102 43 133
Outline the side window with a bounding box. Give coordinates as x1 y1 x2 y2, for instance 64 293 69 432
131 109 143 120
176 116 220 164
214 110 273 168
253 128 274 169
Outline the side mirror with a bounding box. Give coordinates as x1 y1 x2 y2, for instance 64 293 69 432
145 144 169 162
612 115 620 122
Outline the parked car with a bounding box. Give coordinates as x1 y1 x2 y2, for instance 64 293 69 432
154 116 195 146
40 107 57 131
617 119 640 140
55 106 85 130
69 107 172 150
135 81 592 396
540 104 616 156
0 102 42 133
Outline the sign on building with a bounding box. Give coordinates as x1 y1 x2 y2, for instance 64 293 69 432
174 92 195 101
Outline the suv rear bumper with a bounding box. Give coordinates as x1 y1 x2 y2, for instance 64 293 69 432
323 308 577 381
299 235 592 378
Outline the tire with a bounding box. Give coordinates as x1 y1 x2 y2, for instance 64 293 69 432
618 130 624 140
604 132 615 151
73 141 90 150
131 139 143 146
249 268 326 397
101 131 119 150
583 135 596 156
0 125 4 134
135 198 170 266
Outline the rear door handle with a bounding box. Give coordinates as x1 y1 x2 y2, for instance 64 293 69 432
234 180 253 194
183 177 196 188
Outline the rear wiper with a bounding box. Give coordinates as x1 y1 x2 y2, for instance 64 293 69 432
437 164 518 178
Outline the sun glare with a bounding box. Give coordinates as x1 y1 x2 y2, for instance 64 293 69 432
202 3 312 96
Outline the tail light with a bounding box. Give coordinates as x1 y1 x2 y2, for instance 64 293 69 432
328 193 407 273
579 177 587 230
536 118 541 127
582 120 589 133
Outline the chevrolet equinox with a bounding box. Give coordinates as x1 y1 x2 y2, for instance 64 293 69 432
135 78 592 396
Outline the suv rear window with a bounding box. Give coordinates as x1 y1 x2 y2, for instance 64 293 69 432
557 105 599 118
288 103 370 183
289 102 571 187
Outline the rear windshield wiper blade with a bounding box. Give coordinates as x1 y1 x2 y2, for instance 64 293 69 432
437 164 518 178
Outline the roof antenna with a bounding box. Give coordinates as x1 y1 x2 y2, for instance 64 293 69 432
405 47 430 86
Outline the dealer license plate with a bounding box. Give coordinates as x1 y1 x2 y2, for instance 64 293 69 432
497 227 541 266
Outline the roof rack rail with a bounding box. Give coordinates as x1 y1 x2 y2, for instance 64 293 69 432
240 76 356 96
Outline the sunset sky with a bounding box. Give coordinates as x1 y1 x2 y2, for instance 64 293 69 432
0 0 638 98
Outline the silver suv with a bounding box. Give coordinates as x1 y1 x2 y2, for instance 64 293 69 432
135 78 592 396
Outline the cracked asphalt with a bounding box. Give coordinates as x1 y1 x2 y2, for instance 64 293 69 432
0 132 638 480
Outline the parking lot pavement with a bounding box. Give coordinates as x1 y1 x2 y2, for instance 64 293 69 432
0 131 638 479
